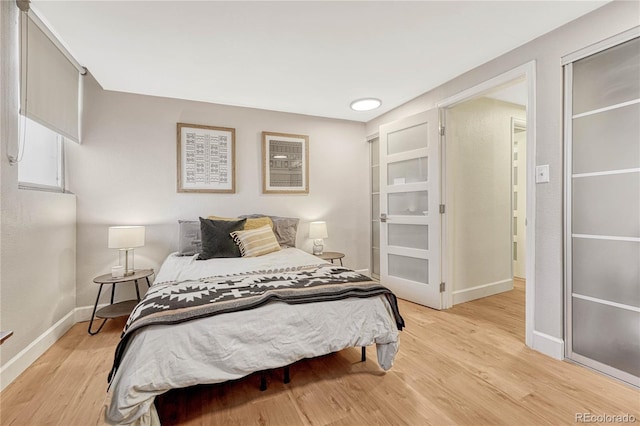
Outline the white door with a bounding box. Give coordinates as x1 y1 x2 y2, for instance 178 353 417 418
512 119 527 279
379 109 442 309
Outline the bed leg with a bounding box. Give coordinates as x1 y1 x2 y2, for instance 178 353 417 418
361 346 366 362
260 372 267 391
284 366 290 384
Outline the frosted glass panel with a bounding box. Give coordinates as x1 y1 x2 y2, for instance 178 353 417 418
572 173 640 237
573 297 640 377
388 191 428 216
372 194 380 222
388 224 428 250
387 123 428 155
371 137 379 166
388 254 428 284
372 221 380 248
572 238 640 308
573 103 640 174
372 165 380 193
372 248 380 276
573 37 640 115
388 157 428 185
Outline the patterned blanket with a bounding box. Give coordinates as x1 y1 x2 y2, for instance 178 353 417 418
109 264 404 382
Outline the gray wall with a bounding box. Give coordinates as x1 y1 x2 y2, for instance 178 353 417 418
69 74 368 308
0 1 76 382
366 1 640 340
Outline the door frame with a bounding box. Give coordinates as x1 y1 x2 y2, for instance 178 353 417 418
437 61 537 348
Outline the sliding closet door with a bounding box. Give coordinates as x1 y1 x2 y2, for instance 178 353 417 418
565 34 640 386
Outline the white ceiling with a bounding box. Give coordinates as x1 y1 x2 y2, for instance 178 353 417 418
31 1 608 122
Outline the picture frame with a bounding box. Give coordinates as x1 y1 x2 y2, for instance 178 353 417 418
262 131 309 194
177 123 236 193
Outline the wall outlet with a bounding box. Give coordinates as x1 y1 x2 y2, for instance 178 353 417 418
536 165 550 183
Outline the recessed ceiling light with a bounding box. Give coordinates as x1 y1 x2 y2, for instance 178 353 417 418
350 98 382 111
273 155 287 159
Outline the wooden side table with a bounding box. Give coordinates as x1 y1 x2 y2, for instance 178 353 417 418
0 330 13 344
88 269 154 335
316 251 345 266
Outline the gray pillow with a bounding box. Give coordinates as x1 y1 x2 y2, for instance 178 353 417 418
198 217 247 259
177 220 202 256
240 214 299 248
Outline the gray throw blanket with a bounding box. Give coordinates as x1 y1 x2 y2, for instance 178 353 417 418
109 264 404 383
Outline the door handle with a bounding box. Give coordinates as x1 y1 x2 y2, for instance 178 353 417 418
380 213 387 223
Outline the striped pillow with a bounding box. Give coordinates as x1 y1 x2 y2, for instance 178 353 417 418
230 225 281 257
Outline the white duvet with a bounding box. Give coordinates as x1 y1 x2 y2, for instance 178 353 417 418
105 248 400 425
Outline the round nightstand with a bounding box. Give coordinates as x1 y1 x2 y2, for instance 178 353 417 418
88 269 154 335
316 251 345 266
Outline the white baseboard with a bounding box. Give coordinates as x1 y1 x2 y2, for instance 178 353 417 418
452 279 513 305
74 303 108 323
0 309 76 392
532 330 565 360
355 268 370 276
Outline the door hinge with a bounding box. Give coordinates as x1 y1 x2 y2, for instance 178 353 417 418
439 282 445 292
439 204 445 214
440 126 445 136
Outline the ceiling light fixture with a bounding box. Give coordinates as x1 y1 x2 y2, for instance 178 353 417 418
350 98 382 111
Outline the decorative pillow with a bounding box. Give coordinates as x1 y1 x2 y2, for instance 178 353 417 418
230 225 281 257
240 214 299 248
207 215 273 230
198 217 246 259
177 220 202 256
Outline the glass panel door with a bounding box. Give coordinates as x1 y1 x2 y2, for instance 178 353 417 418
379 109 442 309
566 36 640 386
370 136 380 279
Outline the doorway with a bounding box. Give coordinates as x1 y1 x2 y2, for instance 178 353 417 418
444 90 527 306
438 62 536 346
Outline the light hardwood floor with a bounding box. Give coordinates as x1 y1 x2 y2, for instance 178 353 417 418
1 281 638 425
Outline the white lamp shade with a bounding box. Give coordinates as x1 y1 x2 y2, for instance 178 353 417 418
108 226 145 249
309 221 328 239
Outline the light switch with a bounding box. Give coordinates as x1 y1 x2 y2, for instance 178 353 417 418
536 165 550 183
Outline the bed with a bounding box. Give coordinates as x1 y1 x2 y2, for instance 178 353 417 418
105 224 403 426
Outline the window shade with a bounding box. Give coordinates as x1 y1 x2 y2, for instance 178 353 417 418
20 14 81 142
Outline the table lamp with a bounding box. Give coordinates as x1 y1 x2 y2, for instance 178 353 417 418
309 221 328 255
108 226 145 276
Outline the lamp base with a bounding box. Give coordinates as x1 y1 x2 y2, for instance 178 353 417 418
312 239 324 255
119 248 136 277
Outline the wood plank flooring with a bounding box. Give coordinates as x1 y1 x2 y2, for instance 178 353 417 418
1 281 638 425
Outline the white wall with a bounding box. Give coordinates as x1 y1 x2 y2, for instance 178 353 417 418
446 97 525 302
366 1 640 342
69 74 368 308
0 1 77 389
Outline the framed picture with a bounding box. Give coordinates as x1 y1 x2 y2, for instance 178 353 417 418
177 123 236 193
262 131 309 194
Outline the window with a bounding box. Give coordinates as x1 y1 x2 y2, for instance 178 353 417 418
17 117 65 191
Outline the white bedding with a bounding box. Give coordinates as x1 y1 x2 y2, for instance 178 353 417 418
106 248 400 425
